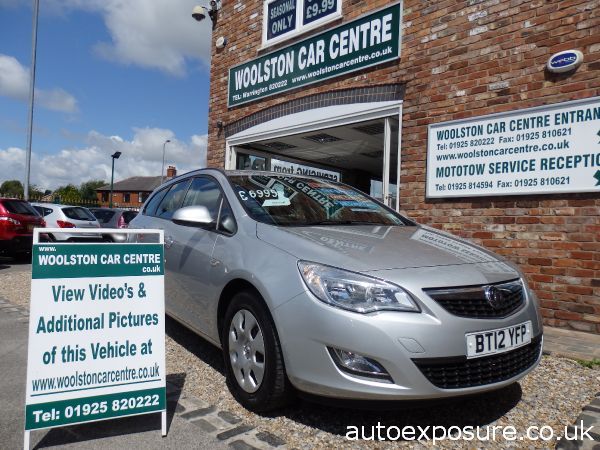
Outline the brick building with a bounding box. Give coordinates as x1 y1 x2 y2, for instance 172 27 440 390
205 1 600 333
96 166 177 208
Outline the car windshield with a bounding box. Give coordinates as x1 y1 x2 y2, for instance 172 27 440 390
91 209 116 223
228 174 411 227
62 207 96 221
2 200 39 216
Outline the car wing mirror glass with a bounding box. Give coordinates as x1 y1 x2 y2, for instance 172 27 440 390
172 206 214 227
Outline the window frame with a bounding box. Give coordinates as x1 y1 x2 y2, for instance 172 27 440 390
261 0 342 49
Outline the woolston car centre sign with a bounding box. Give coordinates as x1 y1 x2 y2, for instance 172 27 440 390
228 3 401 106
24 232 166 447
426 97 600 198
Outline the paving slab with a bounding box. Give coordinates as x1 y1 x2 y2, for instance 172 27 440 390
543 326 600 361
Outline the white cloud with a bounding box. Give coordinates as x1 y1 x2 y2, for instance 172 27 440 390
0 54 78 113
0 127 207 190
46 0 212 76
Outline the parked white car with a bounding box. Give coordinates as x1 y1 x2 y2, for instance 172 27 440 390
31 203 102 241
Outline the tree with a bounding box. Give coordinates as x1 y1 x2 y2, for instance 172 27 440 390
0 180 24 197
54 184 81 202
79 180 107 201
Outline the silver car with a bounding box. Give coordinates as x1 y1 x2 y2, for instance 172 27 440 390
130 169 543 412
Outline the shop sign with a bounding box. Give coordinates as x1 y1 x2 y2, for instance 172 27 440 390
426 97 600 198
271 158 341 181
24 238 166 443
229 3 401 107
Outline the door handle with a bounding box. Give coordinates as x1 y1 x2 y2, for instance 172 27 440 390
210 258 220 267
165 236 175 248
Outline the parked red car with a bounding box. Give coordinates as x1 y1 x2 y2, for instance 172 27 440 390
0 198 45 260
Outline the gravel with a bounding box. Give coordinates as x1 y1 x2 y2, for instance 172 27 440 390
3 267 598 448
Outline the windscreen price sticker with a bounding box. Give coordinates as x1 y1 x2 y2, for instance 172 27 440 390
427 97 600 197
24 243 166 432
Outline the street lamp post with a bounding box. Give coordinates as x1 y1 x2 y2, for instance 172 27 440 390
109 151 122 208
24 0 40 201
161 139 171 184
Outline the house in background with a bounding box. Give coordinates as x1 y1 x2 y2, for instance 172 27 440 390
96 166 177 208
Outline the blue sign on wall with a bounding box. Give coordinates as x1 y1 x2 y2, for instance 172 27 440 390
547 50 584 73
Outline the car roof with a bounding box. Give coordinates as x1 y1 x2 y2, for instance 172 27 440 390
31 203 93 209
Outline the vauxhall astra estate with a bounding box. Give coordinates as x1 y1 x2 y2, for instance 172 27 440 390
130 169 543 411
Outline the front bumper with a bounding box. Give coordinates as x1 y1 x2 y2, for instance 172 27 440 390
272 273 543 401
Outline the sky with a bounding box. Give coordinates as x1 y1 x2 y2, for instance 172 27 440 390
0 0 213 191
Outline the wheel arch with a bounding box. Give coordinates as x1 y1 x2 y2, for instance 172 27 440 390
217 278 269 344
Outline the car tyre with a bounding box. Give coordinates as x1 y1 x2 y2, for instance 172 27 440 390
222 291 292 412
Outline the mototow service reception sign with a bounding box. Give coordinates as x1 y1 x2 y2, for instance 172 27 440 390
24 240 166 437
228 3 401 107
426 97 600 198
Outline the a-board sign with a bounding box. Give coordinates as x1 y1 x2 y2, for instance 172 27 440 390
426 96 600 198
24 229 166 447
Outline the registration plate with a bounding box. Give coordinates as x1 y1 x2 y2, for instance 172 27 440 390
466 321 532 359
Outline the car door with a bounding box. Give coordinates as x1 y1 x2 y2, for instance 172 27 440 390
143 179 193 321
162 176 225 336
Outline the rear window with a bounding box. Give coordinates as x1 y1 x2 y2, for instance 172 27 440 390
123 211 138 223
2 200 39 216
62 207 96 221
91 209 116 223
33 206 53 217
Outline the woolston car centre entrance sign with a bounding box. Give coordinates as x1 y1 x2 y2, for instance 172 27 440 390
24 229 165 448
426 97 600 198
228 3 401 106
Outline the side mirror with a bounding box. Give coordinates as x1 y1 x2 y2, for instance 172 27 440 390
172 206 213 227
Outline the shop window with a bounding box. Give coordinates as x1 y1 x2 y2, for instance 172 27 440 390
263 0 341 47
236 153 267 171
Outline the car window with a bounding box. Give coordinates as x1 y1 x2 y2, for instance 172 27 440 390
62 207 96 221
2 200 39 216
123 211 137 223
91 209 116 223
216 198 236 235
33 206 53 217
143 187 168 216
228 174 411 227
155 180 191 219
182 177 223 219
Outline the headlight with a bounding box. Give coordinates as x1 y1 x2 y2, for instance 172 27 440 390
298 261 420 313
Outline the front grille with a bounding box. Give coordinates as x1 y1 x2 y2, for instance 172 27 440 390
412 336 542 389
424 279 524 319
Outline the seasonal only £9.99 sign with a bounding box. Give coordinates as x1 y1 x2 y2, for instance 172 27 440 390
427 97 600 198
24 242 166 431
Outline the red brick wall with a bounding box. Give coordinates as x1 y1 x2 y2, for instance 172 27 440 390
208 0 600 332
96 192 144 208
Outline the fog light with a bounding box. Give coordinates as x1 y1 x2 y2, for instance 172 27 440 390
328 347 392 381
